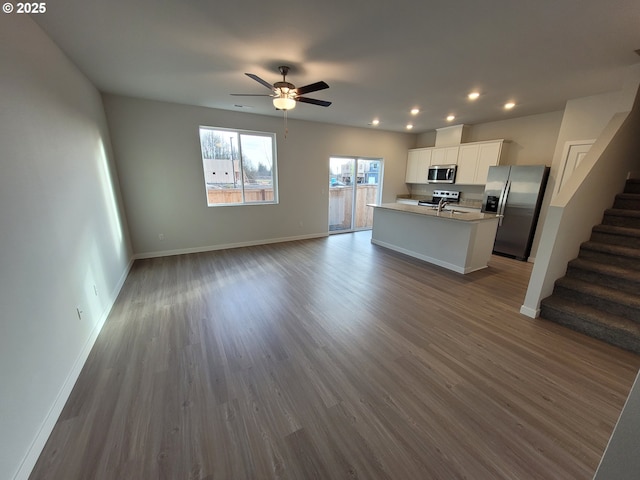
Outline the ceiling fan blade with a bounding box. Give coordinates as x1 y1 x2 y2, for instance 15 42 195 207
296 96 332 107
296 81 329 95
230 93 273 96
245 73 275 91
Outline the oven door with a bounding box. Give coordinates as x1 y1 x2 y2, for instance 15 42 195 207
428 165 457 183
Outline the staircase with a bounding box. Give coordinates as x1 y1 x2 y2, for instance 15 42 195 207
540 178 640 354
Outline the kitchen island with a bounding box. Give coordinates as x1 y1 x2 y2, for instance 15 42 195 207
370 203 499 274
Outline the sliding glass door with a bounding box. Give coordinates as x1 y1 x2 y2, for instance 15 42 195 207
329 157 382 233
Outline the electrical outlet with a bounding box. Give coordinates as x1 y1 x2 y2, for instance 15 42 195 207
158 233 165 241
76 306 83 320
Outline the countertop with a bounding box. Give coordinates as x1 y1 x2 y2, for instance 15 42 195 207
369 203 498 222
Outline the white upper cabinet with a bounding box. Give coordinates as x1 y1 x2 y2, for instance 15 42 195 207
456 141 505 185
430 146 459 166
405 148 432 183
406 140 505 185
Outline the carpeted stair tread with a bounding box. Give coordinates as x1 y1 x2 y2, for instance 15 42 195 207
540 296 640 354
604 208 640 218
615 192 640 200
624 178 640 194
592 224 640 238
581 241 640 259
568 258 640 284
614 193 640 209
555 276 640 310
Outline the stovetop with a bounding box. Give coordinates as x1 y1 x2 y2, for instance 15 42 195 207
418 190 460 206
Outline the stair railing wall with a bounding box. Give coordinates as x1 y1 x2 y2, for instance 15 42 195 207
521 86 640 317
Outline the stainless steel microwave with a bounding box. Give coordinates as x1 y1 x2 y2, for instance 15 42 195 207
428 164 457 183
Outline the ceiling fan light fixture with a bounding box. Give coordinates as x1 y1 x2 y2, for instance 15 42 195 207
273 95 296 110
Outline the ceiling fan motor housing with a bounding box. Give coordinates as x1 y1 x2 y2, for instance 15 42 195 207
274 81 296 92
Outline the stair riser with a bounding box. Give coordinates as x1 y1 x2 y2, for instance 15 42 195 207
613 198 640 210
590 231 640 249
625 183 640 195
540 304 640 354
553 285 640 322
579 249 640 270
565 266 640 295
602 215 640 229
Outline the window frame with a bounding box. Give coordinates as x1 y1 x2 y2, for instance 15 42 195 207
199 125 278 207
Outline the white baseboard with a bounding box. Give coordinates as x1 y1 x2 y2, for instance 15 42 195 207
371 238 475 274
520 304 540 318
134 232 329 259
13 258 134 480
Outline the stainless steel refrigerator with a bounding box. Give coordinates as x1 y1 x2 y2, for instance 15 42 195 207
481 165 549 261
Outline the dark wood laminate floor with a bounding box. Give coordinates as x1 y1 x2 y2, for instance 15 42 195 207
30 232 640 479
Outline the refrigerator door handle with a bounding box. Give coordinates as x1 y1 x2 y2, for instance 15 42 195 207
497 181 511 226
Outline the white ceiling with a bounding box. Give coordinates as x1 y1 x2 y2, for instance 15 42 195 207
33 0 640 133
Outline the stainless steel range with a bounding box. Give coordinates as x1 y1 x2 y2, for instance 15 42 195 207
418 190 460 207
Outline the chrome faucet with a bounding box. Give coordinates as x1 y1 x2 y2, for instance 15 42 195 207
437 197 449 212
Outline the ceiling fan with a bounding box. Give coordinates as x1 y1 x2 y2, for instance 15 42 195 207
231 66 331 110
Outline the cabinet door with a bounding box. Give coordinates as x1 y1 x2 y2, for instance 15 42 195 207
430 146 459 165
406 151 420 183
456 144 479 184
406 148 431 183
475 142 502 185
416 149 431 182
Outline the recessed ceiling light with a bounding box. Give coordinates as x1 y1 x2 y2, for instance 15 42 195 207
446 115 455 122
504 102 516 110
406 124 414 130
370 119 380 126
468 92 480 100
410 108 420 115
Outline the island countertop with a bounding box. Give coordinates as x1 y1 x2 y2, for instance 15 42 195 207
369 202 500 273
368 203 498 222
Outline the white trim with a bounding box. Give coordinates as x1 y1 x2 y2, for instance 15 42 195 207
371 238 487 274
555 139 595 197
13 258 134 480
134 233 329 260
520 304 539 318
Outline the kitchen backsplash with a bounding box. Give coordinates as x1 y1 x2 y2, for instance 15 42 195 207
407 184 484 207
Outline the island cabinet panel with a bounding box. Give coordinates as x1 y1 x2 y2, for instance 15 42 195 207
456 140 505 185
405 148 431 183
370 203 499 273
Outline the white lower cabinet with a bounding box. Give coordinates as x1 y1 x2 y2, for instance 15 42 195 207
456 141 504 185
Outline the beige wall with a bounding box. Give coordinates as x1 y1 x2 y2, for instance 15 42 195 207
0 16 132 480
415 111 563 166
103 95 414 257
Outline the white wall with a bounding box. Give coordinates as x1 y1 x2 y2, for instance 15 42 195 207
102 95 414 257
0 16 132 480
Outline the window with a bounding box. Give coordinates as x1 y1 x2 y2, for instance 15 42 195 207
199 126 278 206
